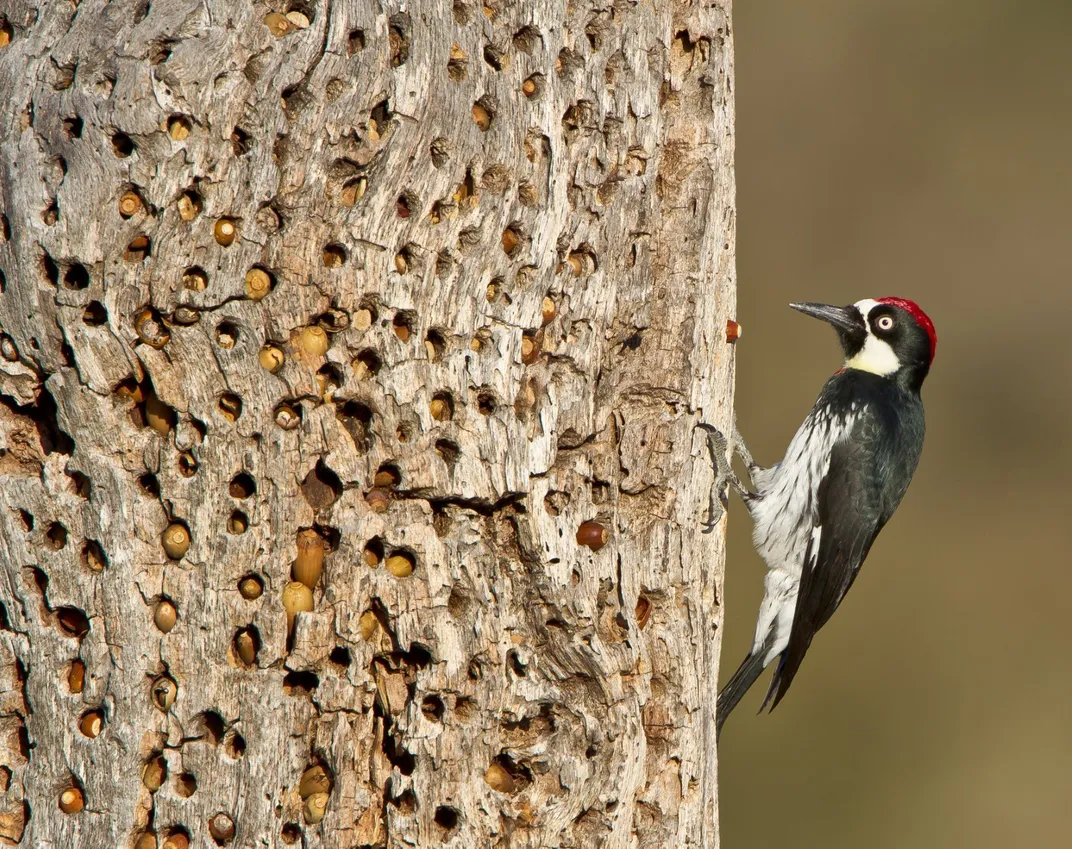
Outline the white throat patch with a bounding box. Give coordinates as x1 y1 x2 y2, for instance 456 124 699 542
845 299 899 376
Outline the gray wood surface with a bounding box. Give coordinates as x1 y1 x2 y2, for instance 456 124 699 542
0 1 736 846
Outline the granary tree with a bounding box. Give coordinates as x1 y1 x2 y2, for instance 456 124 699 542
0 1 736 846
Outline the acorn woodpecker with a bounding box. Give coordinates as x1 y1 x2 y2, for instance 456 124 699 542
706 297 937 738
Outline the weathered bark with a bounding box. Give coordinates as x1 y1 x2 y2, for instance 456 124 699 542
0 1 735 847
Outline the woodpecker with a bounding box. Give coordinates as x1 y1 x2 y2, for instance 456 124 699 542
707 297 937 738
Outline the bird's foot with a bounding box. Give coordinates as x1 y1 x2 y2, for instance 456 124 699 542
697 422 759 533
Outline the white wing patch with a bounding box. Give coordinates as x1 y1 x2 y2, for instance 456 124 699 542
747 409 854 662
846 298 899 376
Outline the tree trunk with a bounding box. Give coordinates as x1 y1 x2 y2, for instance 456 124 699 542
0 1 736 847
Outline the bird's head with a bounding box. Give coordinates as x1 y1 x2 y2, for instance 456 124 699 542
790 297 937 391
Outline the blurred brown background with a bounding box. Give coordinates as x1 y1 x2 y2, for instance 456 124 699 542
721 1 1072 846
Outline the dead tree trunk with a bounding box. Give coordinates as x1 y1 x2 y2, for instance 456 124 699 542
0 1 736 847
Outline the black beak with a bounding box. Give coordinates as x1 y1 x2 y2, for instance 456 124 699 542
790 302 864 335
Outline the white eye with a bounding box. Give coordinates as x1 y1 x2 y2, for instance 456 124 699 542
876 315 895 331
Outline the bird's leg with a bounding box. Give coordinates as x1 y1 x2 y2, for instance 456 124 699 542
731 420 764 480
698 421 759 533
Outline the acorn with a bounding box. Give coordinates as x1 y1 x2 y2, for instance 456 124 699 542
275 403 300 430
234 630 256 666
725 319 741 343
170 306 200 326
394 252 408 274
59 787 84 814
135 309 169 348
153 600 178 633
1 334 18 361
576 521 609 551
238 574 263 600
285 10 310 28
245 267 272 300
297 325 329 357
635 595 652 629
358 610 380 640
161 833 190 849
541 296 556 325
182 267 208 290
353 307 374 330
484 762 516 794
214 218 237 246
385 552 414 578
142 754 167 791
150 676 177 711
167 116 191 141
373 467 399 488
135 832 158 849
264 12 291 36
501 228 519 255
363 543 382 567
341 176 368 207
282 581 314 633
520 331 542 364
145 393 174 437
78 709 103 738
215 324 236 349
162 523 190 559
68 659 85 693
293 529 325 589
303 792 329 825
178 192 201 221
472 103 491 131
364 488 389 513
299 764 332 798
429 396 452 421
522 78 537 96
218 394 242 422
259 343 285 373
119 191 143 218
208 814 235 844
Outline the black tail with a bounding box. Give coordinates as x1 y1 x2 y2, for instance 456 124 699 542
716 651 767 739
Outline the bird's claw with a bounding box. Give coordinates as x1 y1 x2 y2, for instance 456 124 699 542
697 421 758 530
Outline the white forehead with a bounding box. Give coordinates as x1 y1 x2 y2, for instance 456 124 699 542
854 298 882 320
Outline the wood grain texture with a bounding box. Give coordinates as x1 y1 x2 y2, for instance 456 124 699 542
0 1 736 846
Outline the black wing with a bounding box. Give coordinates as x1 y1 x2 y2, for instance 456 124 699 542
764 415 891 711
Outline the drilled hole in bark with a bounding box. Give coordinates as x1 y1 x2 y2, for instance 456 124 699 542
45 521 67 549
63 115 83 139
178 452 198 478
229 472 255 499
483 43 505 70
138 473 160 496
176 772 197 797
435 439 460 468
513 25 543 53
422 695 446 723
477 392 496 415
434 806 460 830
388 14 410 66
329 645 352 667
322 242 346 267
507 650 527 677
225 733 246 759
363 537 384 567
347 28 365 53
63 263 89 289
374 463 401 488
392 312 413 341
351 349 381 382
81 540 106 571
336 400 372 451
112 132 134 157
57 607 90 638
280 824 301 844
425 329 446 361
125 235 151 262
282 669 319 696
41 251 59 285
300 460 342 510
227 511 248 535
